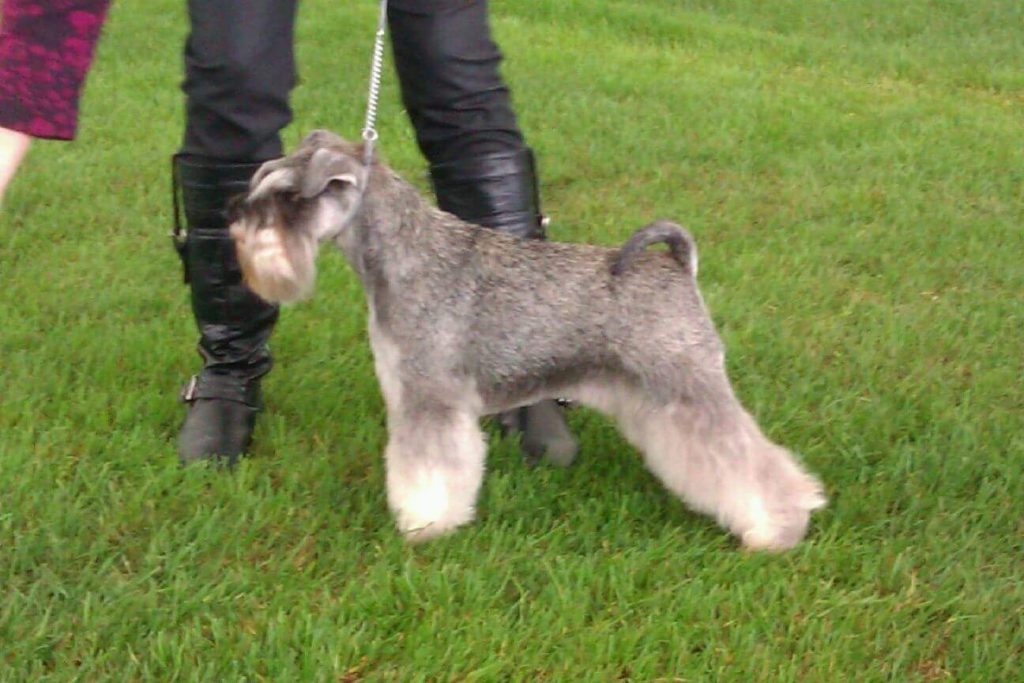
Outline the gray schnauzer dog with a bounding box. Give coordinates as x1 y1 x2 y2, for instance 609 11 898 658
230 130 827 551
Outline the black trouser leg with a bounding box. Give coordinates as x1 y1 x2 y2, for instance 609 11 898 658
174 0 297 465
181 0 298 163
388 0 545 239
388 0 524 164
389 0 576 465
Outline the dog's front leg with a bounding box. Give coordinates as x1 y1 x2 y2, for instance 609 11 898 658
370 319 486 541
383 404 486 542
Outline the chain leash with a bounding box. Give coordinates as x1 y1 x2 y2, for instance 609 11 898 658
361 0 389 166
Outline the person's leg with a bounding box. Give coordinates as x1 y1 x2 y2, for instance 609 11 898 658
388 0 577 466
0 0 111 205
174 0 298 465
0 127 30 207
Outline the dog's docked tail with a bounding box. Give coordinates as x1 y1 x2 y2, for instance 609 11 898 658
611 220 697 276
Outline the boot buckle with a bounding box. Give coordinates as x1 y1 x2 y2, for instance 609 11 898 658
181 375 199 403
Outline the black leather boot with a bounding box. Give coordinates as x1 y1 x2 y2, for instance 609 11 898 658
430 148 578 467
172 156 279 466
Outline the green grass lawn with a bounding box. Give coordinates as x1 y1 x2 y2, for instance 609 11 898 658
2 0 1022 679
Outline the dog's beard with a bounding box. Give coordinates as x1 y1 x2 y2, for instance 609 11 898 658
231 217 317 304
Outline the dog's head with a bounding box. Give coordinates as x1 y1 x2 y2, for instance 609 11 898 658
230 130 368 304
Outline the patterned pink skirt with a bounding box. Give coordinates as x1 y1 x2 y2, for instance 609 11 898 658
0 0 111 140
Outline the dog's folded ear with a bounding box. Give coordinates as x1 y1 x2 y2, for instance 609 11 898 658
300 147 362 199
249 158 298 200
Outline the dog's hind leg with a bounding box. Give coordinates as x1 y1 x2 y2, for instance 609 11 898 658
642 400 825 550
383 405 486 543
581 381 826 551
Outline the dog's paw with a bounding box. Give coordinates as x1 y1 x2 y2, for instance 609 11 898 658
391 478 475 544
740 516 809 552
739 484 827 552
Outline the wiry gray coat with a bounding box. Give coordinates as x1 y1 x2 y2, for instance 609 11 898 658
231 130 826 550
